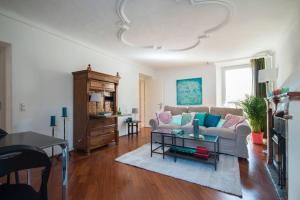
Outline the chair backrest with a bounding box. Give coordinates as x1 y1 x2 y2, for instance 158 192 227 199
0 145 51 200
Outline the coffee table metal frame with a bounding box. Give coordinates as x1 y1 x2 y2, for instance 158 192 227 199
151 129 220 170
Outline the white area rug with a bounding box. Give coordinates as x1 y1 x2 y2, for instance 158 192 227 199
116 143 242 197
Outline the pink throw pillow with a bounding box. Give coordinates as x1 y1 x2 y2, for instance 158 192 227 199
156 111 172 125
223 114 245 129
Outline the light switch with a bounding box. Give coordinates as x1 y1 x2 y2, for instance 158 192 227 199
19 103 26 112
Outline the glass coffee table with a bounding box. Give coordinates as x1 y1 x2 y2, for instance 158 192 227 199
151 129 220 170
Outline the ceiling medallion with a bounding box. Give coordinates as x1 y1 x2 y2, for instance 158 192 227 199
117 0 234 52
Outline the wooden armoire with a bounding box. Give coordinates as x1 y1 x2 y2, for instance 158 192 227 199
72 69 120 153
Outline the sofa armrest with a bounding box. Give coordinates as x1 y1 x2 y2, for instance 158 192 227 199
235 121 251 158
149 118 159 130
236 121 251 135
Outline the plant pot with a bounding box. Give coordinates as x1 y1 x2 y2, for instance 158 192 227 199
251 132 264 144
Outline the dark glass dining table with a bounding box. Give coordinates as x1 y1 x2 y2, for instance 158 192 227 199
0 131 69 200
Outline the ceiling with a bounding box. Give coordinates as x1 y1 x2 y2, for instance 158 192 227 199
0 0 299 68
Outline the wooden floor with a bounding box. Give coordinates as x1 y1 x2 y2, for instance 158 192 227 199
17 128 279 200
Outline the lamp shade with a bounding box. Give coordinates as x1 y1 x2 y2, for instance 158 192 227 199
90 93 101 102
132 108 139 114
258 68 278 83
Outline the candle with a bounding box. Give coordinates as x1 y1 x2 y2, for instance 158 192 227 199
62 107 68 117
50 116 56 127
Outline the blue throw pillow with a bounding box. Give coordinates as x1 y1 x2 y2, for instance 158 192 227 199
205 114 221 127
193 112 206 126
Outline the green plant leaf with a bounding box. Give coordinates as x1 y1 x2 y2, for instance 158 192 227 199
240 96 266 132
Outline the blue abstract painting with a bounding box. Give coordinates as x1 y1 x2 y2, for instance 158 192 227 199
176 78 202 105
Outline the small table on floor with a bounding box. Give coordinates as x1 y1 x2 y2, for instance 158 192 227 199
151 129 220 170
126 120 141 136
0 132 69 200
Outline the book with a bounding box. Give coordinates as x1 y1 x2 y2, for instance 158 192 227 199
194 152 209 159
196 146 208 154
170 146 196 154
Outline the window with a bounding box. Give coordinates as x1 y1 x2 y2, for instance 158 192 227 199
222 65 253 107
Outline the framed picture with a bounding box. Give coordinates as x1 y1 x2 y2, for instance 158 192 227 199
176 78 202 105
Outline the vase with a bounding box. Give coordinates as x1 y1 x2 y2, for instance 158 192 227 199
193 119 199 138
252 132 263 144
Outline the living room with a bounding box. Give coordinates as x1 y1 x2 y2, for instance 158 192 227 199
0 0 299 200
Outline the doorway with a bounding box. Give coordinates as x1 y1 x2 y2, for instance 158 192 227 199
139 74 146 127
0 41 12 132
139 74 164 128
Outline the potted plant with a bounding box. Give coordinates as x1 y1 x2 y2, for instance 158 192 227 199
240 96 267 144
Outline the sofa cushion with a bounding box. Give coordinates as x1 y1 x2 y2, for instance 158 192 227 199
156 111 172 125
210 107 243 119
188 106 209 113
223 114 245 129
170 115 182 126
180 125 207 135
216 119 226 128
205 127 236 140
194 112 207 126
204 114 221 127
164 106 188 115
158 124 181 129
181 112 195 126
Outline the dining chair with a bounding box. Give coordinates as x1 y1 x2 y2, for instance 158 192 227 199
0 145 51 200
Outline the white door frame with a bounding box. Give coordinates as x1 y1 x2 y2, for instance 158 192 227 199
0 41 12 132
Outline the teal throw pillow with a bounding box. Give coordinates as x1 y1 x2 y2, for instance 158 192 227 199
181 113 194 126
194 112 206 126
205 114 221 127
170 115 182 126
216 119 226 128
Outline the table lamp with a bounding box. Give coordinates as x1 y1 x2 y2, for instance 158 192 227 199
132 108 139 121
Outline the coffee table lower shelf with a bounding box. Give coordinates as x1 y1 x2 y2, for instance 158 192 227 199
164 149 218 170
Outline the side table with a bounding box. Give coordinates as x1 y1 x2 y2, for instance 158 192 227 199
126 121 141 137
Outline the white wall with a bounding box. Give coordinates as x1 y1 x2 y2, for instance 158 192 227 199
287 101 300 200
275 15 300 200
0 42 12 133
0 14 154 152
276 19 300 90
155 65 216 107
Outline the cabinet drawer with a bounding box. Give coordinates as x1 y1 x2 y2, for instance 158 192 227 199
90 80 115 91
90 133 115 147
89 126 115 137
89 118 116 129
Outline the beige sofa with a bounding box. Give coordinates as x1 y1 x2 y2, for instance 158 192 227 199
149 106 250 159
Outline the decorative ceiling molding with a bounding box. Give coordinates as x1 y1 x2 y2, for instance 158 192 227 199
117 0 234 52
